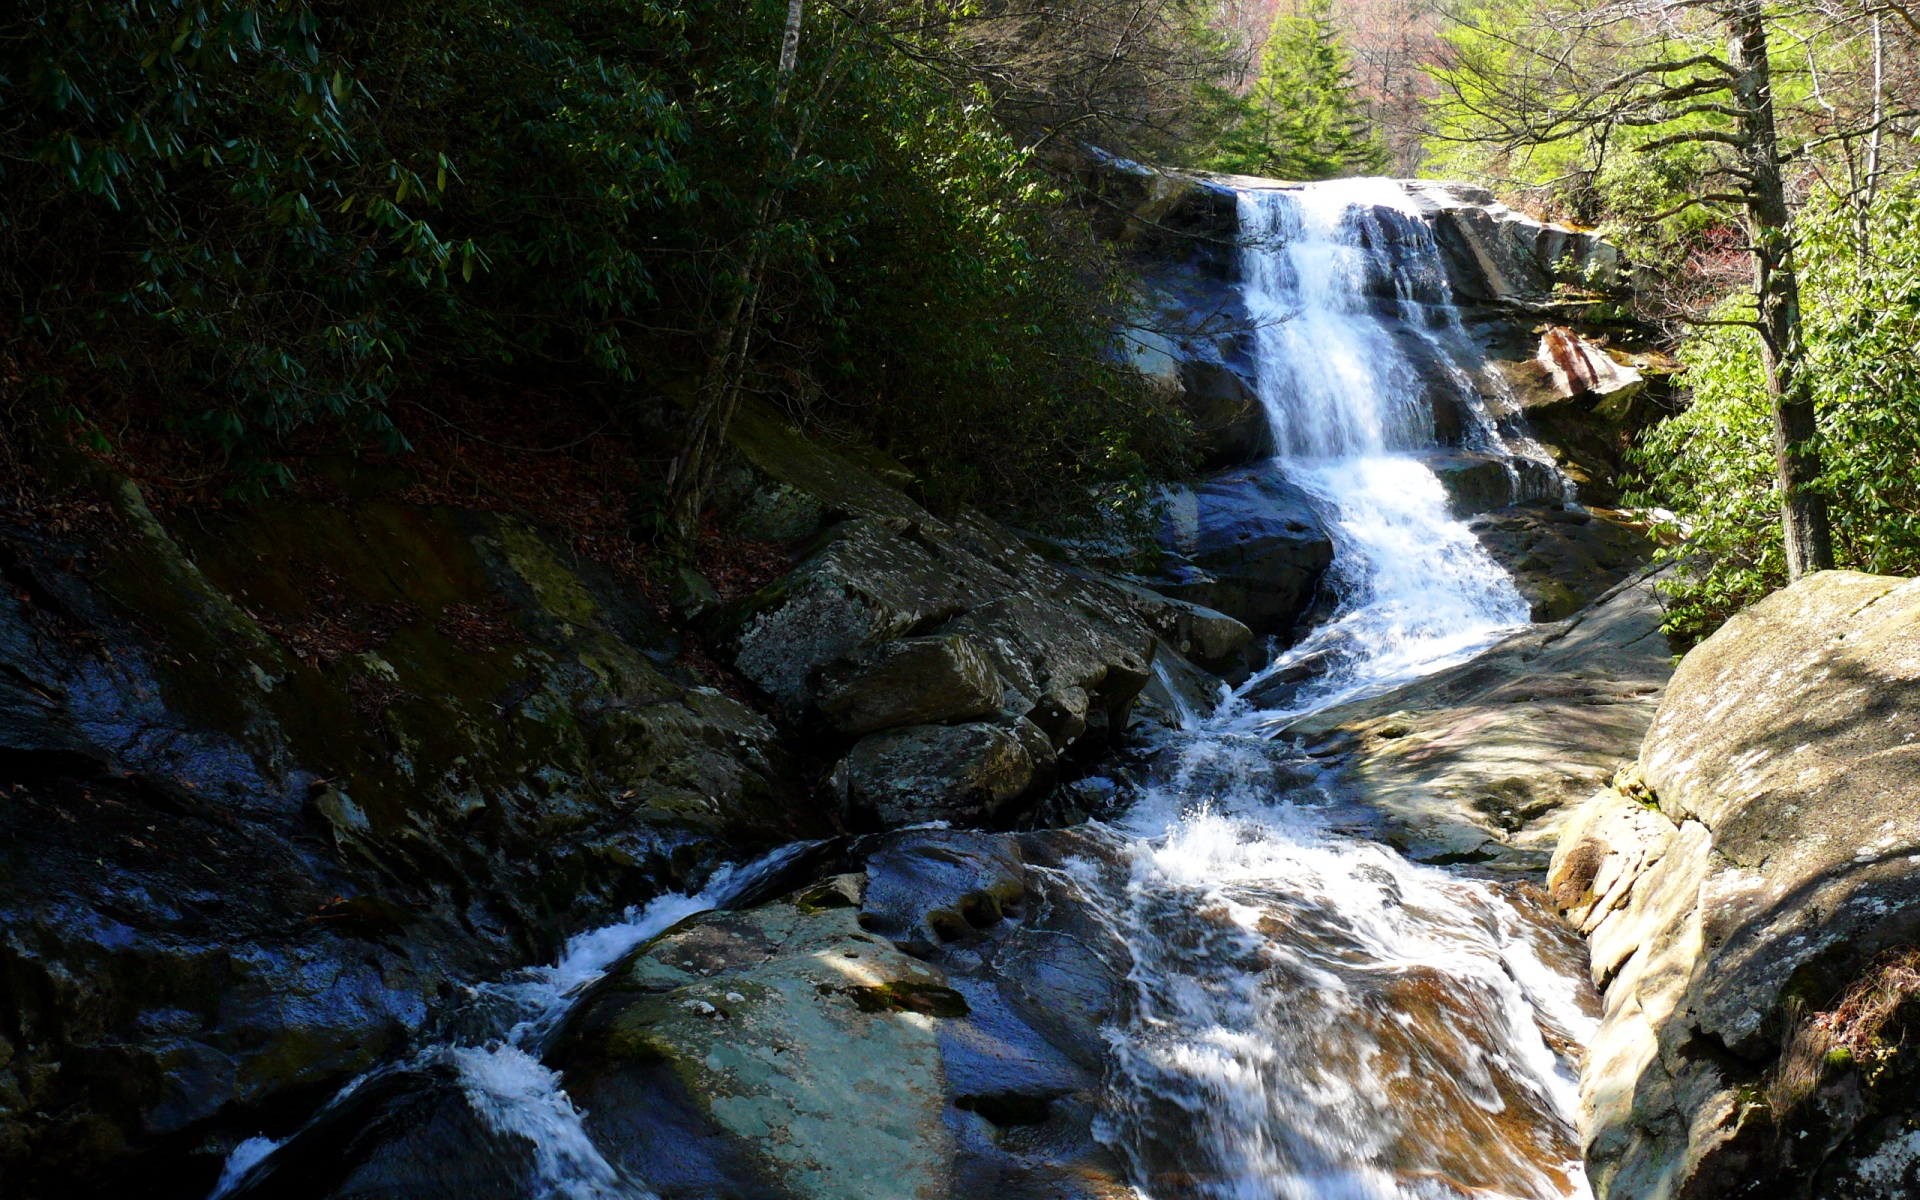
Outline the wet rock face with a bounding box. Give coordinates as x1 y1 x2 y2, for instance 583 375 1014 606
1155 462 1334 640
1175 360 1273 469
536 827 1134 1200
1467 505 1656 621
0 457 821 1198
1285 570 1671 870
839 723 1044 827
1480 327 1670 509
1419 449 1564 519
1549 572 1920 1200
219 828 1133 1200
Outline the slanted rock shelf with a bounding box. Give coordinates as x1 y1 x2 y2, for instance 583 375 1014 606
1549 572 1920 1199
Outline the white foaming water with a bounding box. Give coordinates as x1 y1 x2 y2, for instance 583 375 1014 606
448 1044 638 1200
1094 180 1594 1199
1230 182 1530 725
207 845 813 1200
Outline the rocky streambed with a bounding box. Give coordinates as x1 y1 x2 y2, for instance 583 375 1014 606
12 169 1910 1200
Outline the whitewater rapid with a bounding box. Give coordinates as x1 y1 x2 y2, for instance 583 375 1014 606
1089 179 1594 1199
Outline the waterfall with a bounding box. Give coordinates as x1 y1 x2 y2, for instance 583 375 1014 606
1091 181 1595 1199
1229 181 1531 724
201 179 1595 1200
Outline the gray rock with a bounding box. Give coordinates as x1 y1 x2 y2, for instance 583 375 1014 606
816 634 1004 735
1177 359 1272 469
1467 504 1656 621
1551 572 1920 1198
1156 462 1334 638
841 723 1038 827
1087 573 1253 676
532 827 1134 1200
1286 569 1671 869
714 416 1159 742
552 885 961 1200
1133 644 1230 728
1418 448 1564 518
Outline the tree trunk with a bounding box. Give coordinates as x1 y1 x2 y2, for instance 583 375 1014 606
1727 0 1834 579
660 0 806 551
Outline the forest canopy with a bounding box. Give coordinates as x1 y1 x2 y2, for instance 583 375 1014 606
4 0 1917 636
0 0 1237 534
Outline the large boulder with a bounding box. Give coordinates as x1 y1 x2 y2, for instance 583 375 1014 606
1155 462 1334 639
1286 569 1671 869
712 401 1159 743
532 828 1133 1200
550 883 962 1200
1550 572 1920 1199
838 722 1047 827
815 634 1004 735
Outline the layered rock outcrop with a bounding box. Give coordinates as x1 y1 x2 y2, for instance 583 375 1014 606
1549 572 1920 1199
705 398 1169 824
1286 568 1671 870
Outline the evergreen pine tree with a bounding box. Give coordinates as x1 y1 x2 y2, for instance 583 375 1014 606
1201 0 1390 179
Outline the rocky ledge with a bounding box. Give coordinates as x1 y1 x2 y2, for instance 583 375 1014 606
1549 571 1920 1199
1284 565 1670 871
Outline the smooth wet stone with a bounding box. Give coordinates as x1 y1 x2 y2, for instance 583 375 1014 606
1133 643 1229 727
1286 570 1672 870
547 837 1131 1200
552 887 957 1200
1401 180 1626 306
218 1062 548 1200
1553 572 1920 1198
1083 573 1253 677
1154 462 1334 639
1418 448 1563 519
1468 504 1656 621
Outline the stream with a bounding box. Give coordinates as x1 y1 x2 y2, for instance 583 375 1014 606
214 179 1598 1200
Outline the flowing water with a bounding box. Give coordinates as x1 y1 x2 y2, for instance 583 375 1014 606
1088 179 1594 1199
211 180 1595 1200
211 846 819 1200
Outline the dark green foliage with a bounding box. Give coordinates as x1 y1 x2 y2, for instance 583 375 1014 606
0 0 1192 526
1628 176 1920 646
1192 0 1387 180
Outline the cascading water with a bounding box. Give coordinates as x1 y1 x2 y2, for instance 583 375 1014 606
209 845 818 1200
204 179 1596 1200
1229 180 1533 724
1089 180 1596 1199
